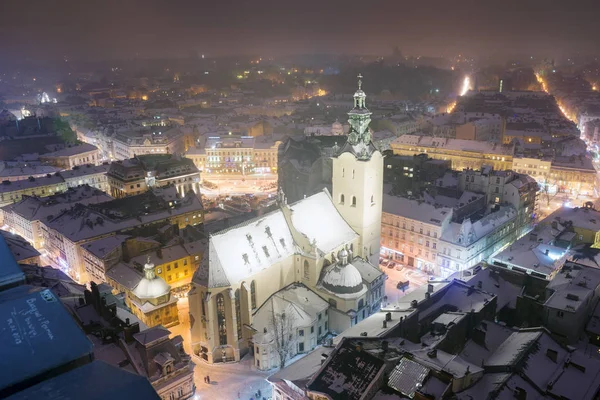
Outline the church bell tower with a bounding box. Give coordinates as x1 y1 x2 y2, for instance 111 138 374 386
332 75 383 266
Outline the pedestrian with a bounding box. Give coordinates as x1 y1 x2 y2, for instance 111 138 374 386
237 391 240 399
203 376 207 383
207 375 211 384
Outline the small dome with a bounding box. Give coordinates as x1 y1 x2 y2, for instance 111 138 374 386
133 260 170 300
134 277 171 300
321 263 364 295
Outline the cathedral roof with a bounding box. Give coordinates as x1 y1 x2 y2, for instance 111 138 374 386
288 190 358 254
205 189 358 288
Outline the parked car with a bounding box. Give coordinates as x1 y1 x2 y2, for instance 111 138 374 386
395 264 404 271
381 260 390 267
396 280 410 290
387 262 395 269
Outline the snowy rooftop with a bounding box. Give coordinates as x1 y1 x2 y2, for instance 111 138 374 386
252 283 329 339
82 234 130 259
459 321 514 367
490 238 569 278
382 195 452 226
0 230 40 262
392 135 514 155
208 209 295 288
41 143 98 157
462 268 521 312
547 206 600 233
0 174 65 193
288 190 358 254
441 206 517 247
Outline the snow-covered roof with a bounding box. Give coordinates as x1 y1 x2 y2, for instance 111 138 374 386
288 190 358 254
392 135 514 155
252 283 328 336
41 143 98 158
485 331 542 367
382 195 452 226
208 209 295 288
82 234 130 259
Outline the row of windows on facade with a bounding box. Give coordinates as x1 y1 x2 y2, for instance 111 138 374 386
339 194 375 206
383 221 439 238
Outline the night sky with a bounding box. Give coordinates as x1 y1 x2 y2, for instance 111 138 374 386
1 0 599 61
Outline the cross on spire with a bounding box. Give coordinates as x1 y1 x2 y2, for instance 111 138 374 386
357 73 363 90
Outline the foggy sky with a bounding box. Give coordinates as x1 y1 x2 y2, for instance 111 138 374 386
1 0 599 61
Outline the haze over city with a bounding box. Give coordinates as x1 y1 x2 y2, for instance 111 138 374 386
2 2 600 400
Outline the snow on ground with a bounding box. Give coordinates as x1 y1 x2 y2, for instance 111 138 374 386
170 298 273 400
381 263 429 304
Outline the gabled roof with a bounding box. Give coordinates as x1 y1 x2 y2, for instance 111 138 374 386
288 190 358 254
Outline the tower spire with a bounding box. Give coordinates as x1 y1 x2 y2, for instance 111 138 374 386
357 73 363 90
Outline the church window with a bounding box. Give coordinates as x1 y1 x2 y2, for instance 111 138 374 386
235 289 242 339
351 196 356 207
265 226 272 237
342 168 345 177
352 169 355 179
216 293 227 346
339 194 345 205
251 281 257 309
303 260 310 279
371 195 374 205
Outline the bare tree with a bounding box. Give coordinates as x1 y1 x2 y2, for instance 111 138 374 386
270 307 296 369
540 179 559 207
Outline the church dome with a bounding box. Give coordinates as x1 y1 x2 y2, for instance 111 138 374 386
133 260 171 300
321 263 364 295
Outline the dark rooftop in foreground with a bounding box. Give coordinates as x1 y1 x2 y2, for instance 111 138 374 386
0 285 94 397
307 337 385 400
6 360 160 400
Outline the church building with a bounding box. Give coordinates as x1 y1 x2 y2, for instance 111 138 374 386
189 77 385 364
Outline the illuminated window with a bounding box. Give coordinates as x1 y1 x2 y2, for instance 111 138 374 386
235 289 242 339
251 281 257 309
216 294 227 345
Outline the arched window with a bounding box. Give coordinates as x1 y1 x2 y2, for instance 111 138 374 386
250 281 257 309
352 169 355 179
370 195 374 205
235 289 242 340
303 260 310 279
342 168 345 177
351 196 357 207
339 194 345 205
216 293 227 346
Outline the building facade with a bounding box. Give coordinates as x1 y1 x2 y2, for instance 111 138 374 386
107 154 201 198
185 135 281 175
